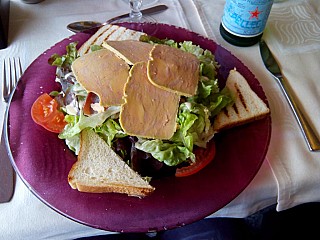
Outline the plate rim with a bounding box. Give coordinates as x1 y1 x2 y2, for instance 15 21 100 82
5 23 272 232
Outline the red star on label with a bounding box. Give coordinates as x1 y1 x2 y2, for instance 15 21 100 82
249 7 262 20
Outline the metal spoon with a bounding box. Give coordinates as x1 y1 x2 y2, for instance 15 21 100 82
67 4 168 33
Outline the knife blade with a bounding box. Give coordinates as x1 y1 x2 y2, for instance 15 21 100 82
259 39 320 151
67 5 168 33
0 114 14 203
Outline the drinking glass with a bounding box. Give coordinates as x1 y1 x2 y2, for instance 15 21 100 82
121 0 158 7
111 0 157 23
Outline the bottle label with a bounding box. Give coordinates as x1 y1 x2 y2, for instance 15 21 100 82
221 0 273 37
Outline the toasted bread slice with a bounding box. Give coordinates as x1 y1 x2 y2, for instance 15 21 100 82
78 24 146 56
68 129 155 197
213 69 270 132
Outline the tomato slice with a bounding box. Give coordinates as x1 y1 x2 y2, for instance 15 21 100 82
31 93 67 133
175 140 216 177
40 111 67 133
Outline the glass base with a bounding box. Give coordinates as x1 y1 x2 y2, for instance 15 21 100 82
109 15 157 24
108 14 159 36
121 0 159 6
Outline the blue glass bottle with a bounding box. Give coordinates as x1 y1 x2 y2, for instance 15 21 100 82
220 0 273 46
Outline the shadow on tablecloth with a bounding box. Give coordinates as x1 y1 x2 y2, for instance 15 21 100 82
77 202 320 240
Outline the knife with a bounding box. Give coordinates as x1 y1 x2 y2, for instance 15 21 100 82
106 4 168 24
0 113 14 203
259 39 320 151
67 4 168 33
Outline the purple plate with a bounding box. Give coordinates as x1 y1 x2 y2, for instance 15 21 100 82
6 23 271 232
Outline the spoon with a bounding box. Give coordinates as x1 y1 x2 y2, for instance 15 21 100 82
67 4 168 33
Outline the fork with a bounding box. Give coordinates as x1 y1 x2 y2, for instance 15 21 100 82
0 57 22 203
2 58 22 102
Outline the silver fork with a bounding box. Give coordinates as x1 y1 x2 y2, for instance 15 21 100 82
0 57 22 203
2 58 22 102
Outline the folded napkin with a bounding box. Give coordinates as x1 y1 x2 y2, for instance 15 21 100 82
263 0 320 211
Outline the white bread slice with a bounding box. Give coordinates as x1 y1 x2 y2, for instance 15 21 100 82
213 69 270 132
68 128 155 197
78 24 146 56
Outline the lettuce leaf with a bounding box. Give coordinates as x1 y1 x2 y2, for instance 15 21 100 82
58 106 121 154
65 134 81 155
179 41 219 80
135 102 212 165
135 139 194 166
48 41 78 70
189 77 234 117
95 118 127 146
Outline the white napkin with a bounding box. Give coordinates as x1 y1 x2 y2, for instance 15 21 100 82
263 0 320 211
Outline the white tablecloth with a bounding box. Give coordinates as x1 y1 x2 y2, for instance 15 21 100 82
194 0 320 214
1 0 319 239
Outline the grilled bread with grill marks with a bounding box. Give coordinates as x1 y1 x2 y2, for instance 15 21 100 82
213 69 270 132
78 24 146 56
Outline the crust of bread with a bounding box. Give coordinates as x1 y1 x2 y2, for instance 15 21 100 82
69 179 154 197
68 129 155 197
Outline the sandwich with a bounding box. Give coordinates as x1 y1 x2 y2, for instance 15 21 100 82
31 24 270 197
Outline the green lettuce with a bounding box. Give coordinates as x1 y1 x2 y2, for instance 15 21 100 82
95 118 127 146
48 41 78 70
135 139 194 166
139 35 178 48
135 101 213 166
65 134 81 155
179 41 219 80
189 77 234 117
173 102 212 147
58 106 121 154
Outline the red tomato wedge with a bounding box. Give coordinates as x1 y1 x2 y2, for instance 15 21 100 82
31 93 67 133
175 140 216 177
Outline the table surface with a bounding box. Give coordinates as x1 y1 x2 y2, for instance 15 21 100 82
1 0 320 239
